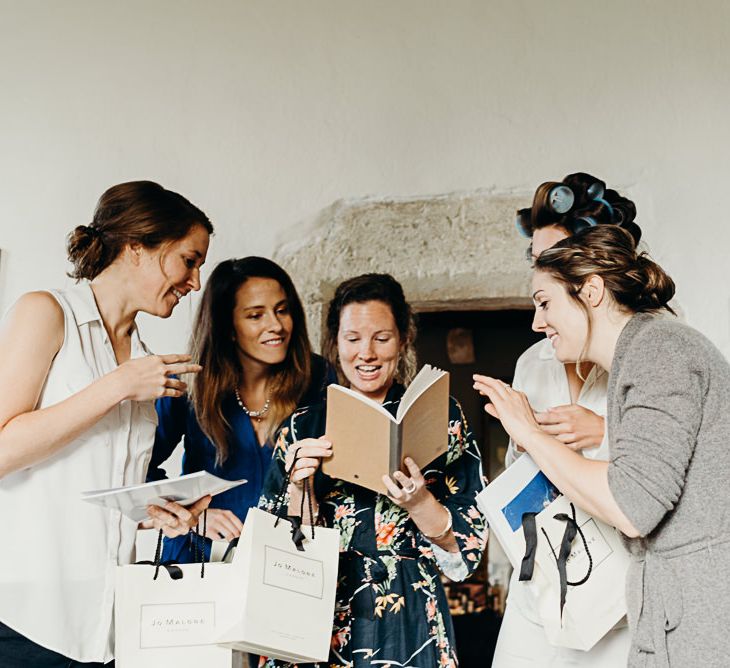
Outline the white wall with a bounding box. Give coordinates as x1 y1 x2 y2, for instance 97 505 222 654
1 0 729 358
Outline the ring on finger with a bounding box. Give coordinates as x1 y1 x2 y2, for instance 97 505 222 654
403 480 417 494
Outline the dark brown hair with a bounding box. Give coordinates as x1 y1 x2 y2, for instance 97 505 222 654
322 273 417 386
67 181 213 280
516 172 641 247
190 257 312 461
535 225 675 320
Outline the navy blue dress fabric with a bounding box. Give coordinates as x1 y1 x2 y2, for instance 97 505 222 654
146 353 334 563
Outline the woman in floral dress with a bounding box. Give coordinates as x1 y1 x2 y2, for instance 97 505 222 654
259 273 487 668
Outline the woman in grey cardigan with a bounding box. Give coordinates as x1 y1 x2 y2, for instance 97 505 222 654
474 225 730 667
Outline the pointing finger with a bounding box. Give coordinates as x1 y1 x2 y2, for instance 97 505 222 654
158 354 193 364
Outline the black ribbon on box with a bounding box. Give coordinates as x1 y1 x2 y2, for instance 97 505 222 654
519 502 593 621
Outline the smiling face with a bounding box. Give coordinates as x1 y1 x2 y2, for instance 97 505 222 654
531 270 590 363
337 300 401 403
138 224 210 318
232 277 293 370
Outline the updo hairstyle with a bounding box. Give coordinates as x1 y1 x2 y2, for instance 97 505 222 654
67 181 213 280
323 273 417 386
516 172 642 246
535 225 675 316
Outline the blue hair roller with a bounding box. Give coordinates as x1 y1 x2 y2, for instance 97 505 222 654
515 212 532 238
587 181 614 216
548 185 575 214
573 216 597 233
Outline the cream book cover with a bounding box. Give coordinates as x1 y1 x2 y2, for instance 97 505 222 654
322 364 449 494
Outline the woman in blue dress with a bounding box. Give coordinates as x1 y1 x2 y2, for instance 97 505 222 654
148 256 333 562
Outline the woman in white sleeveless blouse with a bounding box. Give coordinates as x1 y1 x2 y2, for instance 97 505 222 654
0 182 214 667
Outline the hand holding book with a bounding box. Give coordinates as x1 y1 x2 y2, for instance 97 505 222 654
380 456 428 508
323 365 450 494
381 456 458 551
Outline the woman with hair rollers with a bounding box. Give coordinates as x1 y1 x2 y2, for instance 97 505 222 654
0 181 214 666
475 225 730 667
492 173 637 666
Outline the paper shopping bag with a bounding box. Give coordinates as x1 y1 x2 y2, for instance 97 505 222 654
217 507 340 664
115 558 235 667
530 496 630 651
477 456 629 650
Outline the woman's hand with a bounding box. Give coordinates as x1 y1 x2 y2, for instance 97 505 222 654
473 374 542 451
284 438 330 524
381 457 431 511
535 404 605 451
201 508 243 542
285 437 332 486
111 354 203 402
383 458 458 551
144 495 212 538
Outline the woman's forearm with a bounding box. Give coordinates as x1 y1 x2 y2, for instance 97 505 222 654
408 494 458 552
523 428 639 536
0 372 126 478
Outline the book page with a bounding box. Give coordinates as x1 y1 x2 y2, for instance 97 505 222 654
400 371 450 469
396 364 447 421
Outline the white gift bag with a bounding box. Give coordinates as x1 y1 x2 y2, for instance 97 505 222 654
531 496 630 651
115 556 236 667
477 454 629 651
217 506 340 664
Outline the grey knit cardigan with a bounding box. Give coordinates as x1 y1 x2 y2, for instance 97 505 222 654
607 312 730 667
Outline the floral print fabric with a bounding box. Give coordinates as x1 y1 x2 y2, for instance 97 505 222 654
258 384 487 667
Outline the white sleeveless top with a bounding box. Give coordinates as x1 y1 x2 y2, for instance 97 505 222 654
0 284 158 662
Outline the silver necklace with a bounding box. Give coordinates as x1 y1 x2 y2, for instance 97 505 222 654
234 388 271 421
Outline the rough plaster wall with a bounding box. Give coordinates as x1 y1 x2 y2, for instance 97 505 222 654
274 192 533 348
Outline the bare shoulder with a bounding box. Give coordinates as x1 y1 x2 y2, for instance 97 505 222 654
9 290 63 317
0 291 64 351
0 291 67 422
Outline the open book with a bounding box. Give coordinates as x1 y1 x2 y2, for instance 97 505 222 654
82 471 246 522
321 364 449 494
